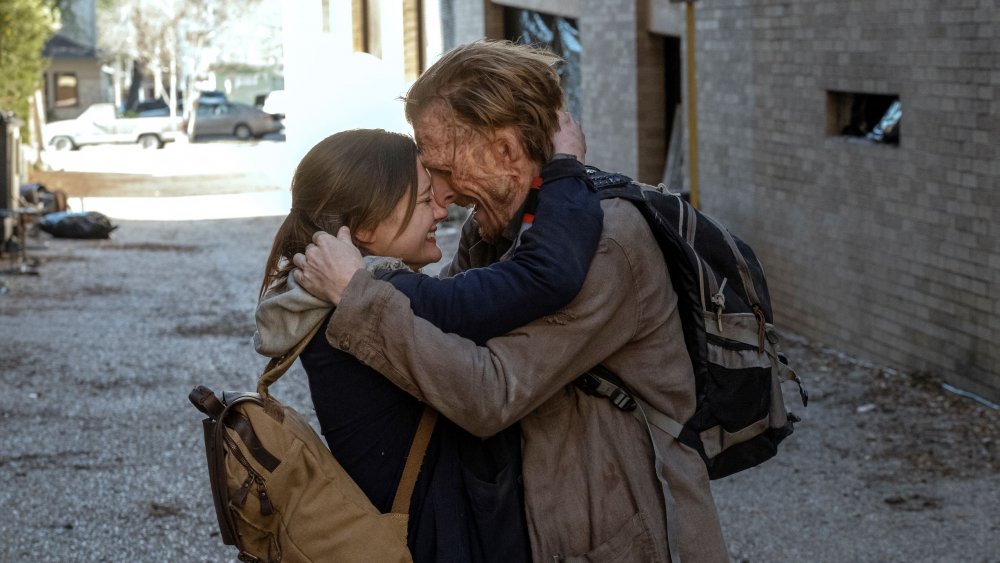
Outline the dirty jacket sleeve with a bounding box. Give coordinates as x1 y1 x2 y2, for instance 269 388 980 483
376 157 601 345
326 215 642 438
255 159 599 356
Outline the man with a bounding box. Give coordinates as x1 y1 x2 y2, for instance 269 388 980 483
294 40 729 562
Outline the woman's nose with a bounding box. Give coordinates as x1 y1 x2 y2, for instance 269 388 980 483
432 199 449 221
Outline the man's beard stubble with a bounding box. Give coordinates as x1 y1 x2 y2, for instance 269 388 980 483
470 179 521 243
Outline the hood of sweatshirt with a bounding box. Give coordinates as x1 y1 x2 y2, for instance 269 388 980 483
253 256 410 357
253 271 331 357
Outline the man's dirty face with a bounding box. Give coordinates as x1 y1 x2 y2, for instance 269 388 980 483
414 103 521 242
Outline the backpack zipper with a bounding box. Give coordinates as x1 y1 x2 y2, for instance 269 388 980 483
223 430 273 516
711 277 728 333
752 304 766 353
232 475 253 507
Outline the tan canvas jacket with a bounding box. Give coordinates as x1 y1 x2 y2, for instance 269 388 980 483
327 199 730 563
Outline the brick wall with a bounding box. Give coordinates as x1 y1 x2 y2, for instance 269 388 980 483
696 0 1000 401
578 0 640 178
485 0 654 182
451 0 999 400
447 0 490 45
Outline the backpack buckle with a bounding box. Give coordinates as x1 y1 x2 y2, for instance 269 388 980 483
574 370 637 412
609 388 637 412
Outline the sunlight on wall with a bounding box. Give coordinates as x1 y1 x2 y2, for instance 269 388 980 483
279 0 412 192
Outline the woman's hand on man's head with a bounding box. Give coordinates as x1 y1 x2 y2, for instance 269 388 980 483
552 110 586 163
292 227 364 305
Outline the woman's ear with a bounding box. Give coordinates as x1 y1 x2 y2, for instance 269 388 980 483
353 227 376 246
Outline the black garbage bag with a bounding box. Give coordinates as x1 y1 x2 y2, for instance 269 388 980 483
38 211 118 239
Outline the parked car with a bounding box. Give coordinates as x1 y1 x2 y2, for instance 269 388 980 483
44 103 187 150
191 102 283 140
135 97 184 117
197 90 228 105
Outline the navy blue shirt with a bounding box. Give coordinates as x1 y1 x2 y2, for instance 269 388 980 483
300 158 602 563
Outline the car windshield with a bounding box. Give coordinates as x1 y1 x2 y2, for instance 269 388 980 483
197 103 231 116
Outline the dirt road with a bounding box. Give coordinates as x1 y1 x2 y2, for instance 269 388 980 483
0 217 996 562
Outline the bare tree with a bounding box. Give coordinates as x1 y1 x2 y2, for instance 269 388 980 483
97 0 262 115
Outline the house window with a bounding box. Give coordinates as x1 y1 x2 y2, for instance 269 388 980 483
503 8 581 121
827 91 901 145
54 73 79 108
353 0 382 58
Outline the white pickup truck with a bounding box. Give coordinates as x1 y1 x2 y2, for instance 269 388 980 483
44 103 187 150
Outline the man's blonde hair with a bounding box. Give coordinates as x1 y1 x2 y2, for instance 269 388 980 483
404 40 564 164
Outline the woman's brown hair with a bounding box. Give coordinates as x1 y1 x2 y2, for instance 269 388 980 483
259 129 418 299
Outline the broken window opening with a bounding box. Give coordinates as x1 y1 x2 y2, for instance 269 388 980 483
503 8 582 122
827 91 901 146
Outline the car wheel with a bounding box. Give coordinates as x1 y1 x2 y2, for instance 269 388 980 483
233 124 252 140
137 134 163 149
51 136 76 151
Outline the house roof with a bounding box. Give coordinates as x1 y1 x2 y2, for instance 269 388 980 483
43 34 99 59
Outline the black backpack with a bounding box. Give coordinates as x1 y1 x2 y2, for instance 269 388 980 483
575 166 807 480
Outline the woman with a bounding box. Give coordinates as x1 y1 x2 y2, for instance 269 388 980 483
255 124 600 562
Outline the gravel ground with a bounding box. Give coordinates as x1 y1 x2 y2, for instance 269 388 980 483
0 217 997 562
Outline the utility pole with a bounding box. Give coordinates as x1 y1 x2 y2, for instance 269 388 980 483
671 0 700 208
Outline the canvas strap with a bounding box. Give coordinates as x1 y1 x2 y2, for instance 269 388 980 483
390 407 439 514
632 397 684 563
254 316 439 516
256 320 326 396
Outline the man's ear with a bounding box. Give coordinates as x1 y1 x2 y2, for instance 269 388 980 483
493 128 525 164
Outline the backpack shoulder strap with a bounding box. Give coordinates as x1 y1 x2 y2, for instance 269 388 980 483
390 407 439 514
256 319 326 396
584 165 632 188
255 317 440 515
584 165 646 201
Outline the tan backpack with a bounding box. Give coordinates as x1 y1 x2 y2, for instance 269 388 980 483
189 323 437 563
